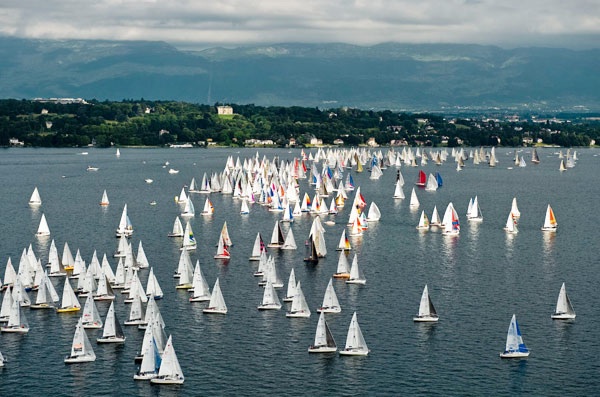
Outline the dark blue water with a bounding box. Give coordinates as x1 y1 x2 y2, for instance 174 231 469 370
0 147 598 396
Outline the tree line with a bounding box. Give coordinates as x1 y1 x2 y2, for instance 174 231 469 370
0 99 598 148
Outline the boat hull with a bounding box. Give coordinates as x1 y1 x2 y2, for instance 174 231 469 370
258 304 282 310
151 376 184 385
286 311 310 318
1 326 29 333
500 351 530 358
203 308 227 315
413 316 439 322
308 346 337 353
56 307 80 313
64 355 95 363
124 319 147 326
133 372 158 380
97 336 126 343
339 348 369 356
346 279 366 285
30 304 54 310
317 307 341 313
551 313 576 320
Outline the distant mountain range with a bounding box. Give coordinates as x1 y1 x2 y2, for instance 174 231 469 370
1 37 599 112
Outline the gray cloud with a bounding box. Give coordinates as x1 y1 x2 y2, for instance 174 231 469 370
1 0 599 48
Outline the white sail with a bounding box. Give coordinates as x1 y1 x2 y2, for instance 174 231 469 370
511 197 521 219
318 279 341 313
425 173 438 191
339 312 369 355
249 233 265 261
281 228 297 250
442 202 460 236
29 187 42 205
151 335 184 384
346 254 366 284
57 278 80 312
136 241 150 269
203 278 227 314
503 211 518 234
64 318 95 363
413 284 438 322
541 204 558 231
409 188 419 208
145 267 163 299
393 180 405 199
258 280 282 310
124 295 146 325
181 222 197 250
0 287 14 322
551 282 576 319
100 190 110 206
116 204 134 237
97 301 125 342
189 261 211 302
181 197 195 217
283 269 297 302
36 213 51 237
168 216 184 237
466 196 483 221
1 299 28 333
308 311 337 353
500 314 529 358
134 335 160 380
286 281 311 318
81 295 103 328
366 202 381 222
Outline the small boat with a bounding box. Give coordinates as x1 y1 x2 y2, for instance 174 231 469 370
416 210 430 230
35 213 51 237
415 170 426 187
283 269 296 303
168 169 179 174
145 179 153 184
267 221 285 248
134 334 160 380
333 251 350 279
466 196 483 222
168 216 184 237
145 267 163 300
249 233 266 261
409 188 420 208
346 254 366 285
308 312 337 353
189 261 211 302
413 285 439 322
503 211 519 234
442 202 460 236
150 335 184 385
200 198 214 216
0 300 29 333
257 280 282 310
511 197 521 219
281 228 297 250
97 301 126 343
203 278 228 314
30 271 59 309
213 235 230 260
335 229 352 251
286 281 311 318
531 148 540 164
100 190 110 206
541 204 557 232
86 166 99 171
499 314 529 358
392 179 405 199
366 202 381 222
339 312 369 356
29 187 42 206
181 222 197 251
115 204 134 238
64 318 96 363
56 278 81 313
551 282 576 320
81 295 103 329
116 148 121 157
317 279 341 313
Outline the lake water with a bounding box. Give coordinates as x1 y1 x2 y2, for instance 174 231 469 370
0 146 598 396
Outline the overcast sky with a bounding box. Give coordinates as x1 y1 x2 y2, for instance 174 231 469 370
1 0 599 49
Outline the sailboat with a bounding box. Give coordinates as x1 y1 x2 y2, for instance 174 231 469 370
335 229 351 251
150 335 184 385
189 261 211 302
124 295 146 326
333 251 351 279
339 312 369 356
97 301 126 343
145 267 163 300
64 318 96 363
286 281 311 318
116 204 134 238
499 314 530 358
303 237 319 264
168 216 184 237
413 285 439 322
559 159 567 172
30 271 59 309
214 235 231 259
249 233 266 261
511 197 521 219
181 222 197 251
393 179 405 199
36 213 51 237
240 198 250 215
267 221 285 248
551 282 576 320
317 279 341 313
180 196 195 218
503 211 518 234
466 196 483 222
425 173 438 191
541 204 557 232
416 210 430 230
531 148 540 164
100 190 110 206
200 198 214 216
134 334 161 380
257 280 282 310
81 295 103 329
203 278 228 314
415 170 427 187
56 278 81 313
283 269 297 303
308 312 337 353
409 188 420 208
346 254 366 285
442 202 460 236
0 300 29 333
29 187 42 206
280 226 297 250
366 202 381 222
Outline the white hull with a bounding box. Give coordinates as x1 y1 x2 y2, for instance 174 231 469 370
499 351 529 358
413 316 439 322
308 346 337 353
93 295 115 301
203 308 227 315
30 303 54 310
213 254 230 259
258 303 282 310
97 336 126 343
317 306 341 313
541 226 557 232
151 376 184 385
124 319 147 326
64 355 95 363
346 279 366 285
133 372 158 380
339 348 369 356
286 311 311 318
82 322 103 329
1 326 29 333
551 313 576 320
